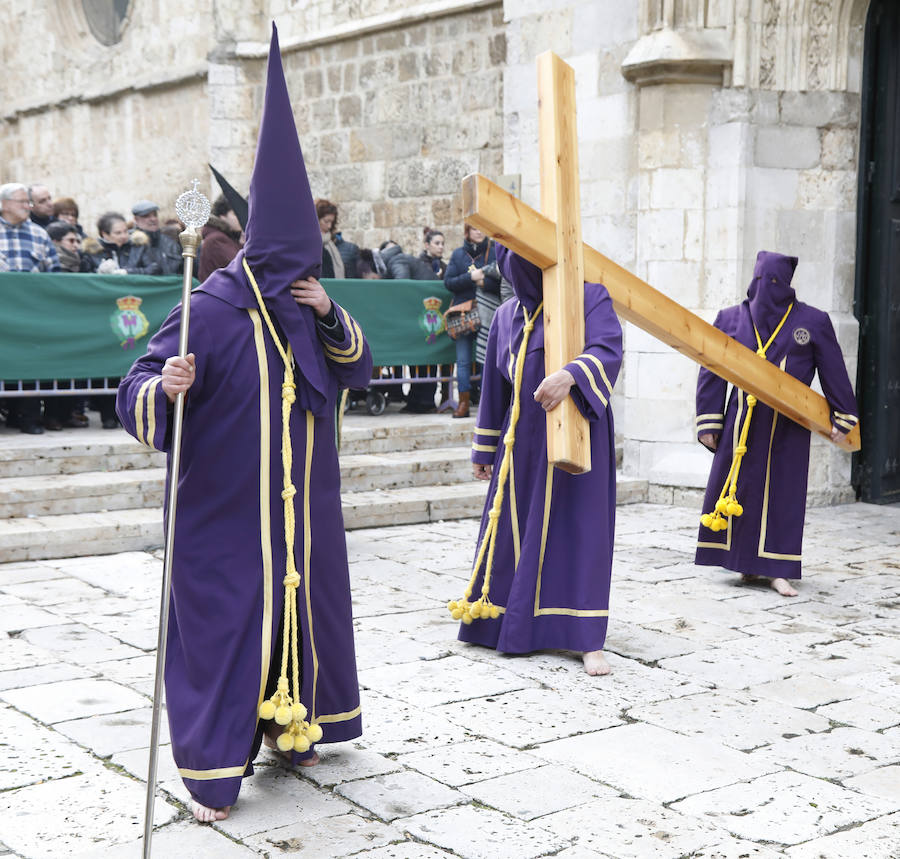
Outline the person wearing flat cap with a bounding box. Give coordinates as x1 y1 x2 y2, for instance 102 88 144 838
116 24 372 822
131 199 183 275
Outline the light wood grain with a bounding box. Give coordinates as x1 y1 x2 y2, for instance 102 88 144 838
463 172 861 453
538 52 590 474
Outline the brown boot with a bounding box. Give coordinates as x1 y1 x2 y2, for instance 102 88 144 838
453 392 470 418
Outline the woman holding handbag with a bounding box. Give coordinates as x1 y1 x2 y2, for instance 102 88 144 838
443 225 501 418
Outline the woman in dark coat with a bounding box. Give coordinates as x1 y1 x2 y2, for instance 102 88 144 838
85 211 161 275
443 225 501 417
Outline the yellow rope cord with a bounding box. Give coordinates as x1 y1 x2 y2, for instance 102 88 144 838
701 303 793 532
243 259 318 753
449 301 543 624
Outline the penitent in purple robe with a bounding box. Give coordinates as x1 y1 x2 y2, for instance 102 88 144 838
116 23 373 810
695 251 858 580
458 247 623 654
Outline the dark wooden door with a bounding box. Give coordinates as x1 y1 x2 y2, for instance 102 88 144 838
854 0 900 503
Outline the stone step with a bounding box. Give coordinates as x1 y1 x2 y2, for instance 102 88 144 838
0 469 167 518
0 508 164 564
0 414 477 478
0 446 475 518
0 475 648 562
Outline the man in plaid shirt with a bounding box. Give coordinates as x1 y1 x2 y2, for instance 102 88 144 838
0 183 61 272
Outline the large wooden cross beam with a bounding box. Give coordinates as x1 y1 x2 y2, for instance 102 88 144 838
464 51 861 475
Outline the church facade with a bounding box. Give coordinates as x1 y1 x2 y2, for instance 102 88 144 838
2 0 896 504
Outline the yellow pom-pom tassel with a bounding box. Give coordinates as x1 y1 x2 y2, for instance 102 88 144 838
274 706 292 726
448 600 458 611
490 605 501 619
451 608 463 620
731 503 743 517
259 700 276 720
700 513 712 528
306 723 323 743
461 612 474 625
293 734 311 753
470 602 482 619
276 732 294 752
715 498 728 514
292 702 307 721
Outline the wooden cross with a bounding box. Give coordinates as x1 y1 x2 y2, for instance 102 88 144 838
463 51 861 475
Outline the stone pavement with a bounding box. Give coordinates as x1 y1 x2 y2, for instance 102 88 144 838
0 501 898 858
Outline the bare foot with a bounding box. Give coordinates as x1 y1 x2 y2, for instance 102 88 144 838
770 577 798 597
582 650 611 676
741 573 798 597
298 752 320 767
191 800 230 823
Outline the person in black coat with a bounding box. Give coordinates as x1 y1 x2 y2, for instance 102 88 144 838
443 225 500 417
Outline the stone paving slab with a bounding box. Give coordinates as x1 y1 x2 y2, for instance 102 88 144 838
401 804 569 859
336 769 465 821
626 689 833 751
534 722 781 803
245 812 403 857
670 770 899 845
0 769 178 858
0 500 898 858
784 811 900 858
1 678 147 724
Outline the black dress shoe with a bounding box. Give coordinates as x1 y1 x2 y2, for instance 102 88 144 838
20 423 44 435
102 417 119 429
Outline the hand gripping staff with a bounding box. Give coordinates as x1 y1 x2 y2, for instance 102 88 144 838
143 182 210 858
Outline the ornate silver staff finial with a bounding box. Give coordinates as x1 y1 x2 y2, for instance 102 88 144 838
175 179 211 230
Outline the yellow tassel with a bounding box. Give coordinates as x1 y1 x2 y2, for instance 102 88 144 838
449 302 543 623
258 700 276 720
306 722 323 743
292 702 308 721
294 734 311 753
276 732 294 752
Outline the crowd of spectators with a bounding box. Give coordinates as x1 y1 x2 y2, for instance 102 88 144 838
0 183 507 431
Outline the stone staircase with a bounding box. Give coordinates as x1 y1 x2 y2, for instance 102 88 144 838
0 409 646 562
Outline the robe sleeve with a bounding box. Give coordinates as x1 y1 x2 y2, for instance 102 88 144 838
695 309 729 442
812 311 859 436
318 301 374 390
562 284 623 422
472 317 511 465
115 301 209 452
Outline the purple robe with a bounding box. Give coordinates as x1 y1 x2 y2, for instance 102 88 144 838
115 22 373 809
695 251 858 579
458 247 623 654
117 290 371 808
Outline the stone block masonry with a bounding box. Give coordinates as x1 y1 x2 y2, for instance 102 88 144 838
211 3 507 255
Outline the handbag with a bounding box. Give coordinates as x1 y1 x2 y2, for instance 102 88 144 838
444 299 481 340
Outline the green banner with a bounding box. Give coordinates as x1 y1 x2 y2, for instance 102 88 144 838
0 272 456 379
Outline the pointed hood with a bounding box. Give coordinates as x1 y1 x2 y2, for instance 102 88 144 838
496 244 543 313
198 22 331 416
746 250 798 339
209 164 248 230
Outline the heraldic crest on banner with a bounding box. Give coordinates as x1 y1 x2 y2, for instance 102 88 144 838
419 296 446 344
110 295 150 350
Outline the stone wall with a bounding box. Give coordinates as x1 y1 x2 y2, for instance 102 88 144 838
0 0 212 230
210 1 507 254
1 0 506 253
502 0 865 505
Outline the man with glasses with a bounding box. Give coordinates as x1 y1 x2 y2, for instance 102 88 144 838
0 183 60 273
0 183 61 434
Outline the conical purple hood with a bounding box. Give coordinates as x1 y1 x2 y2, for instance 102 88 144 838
199 22 330 416
746 250 798 339
243 23 321 284
497 244 543 313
